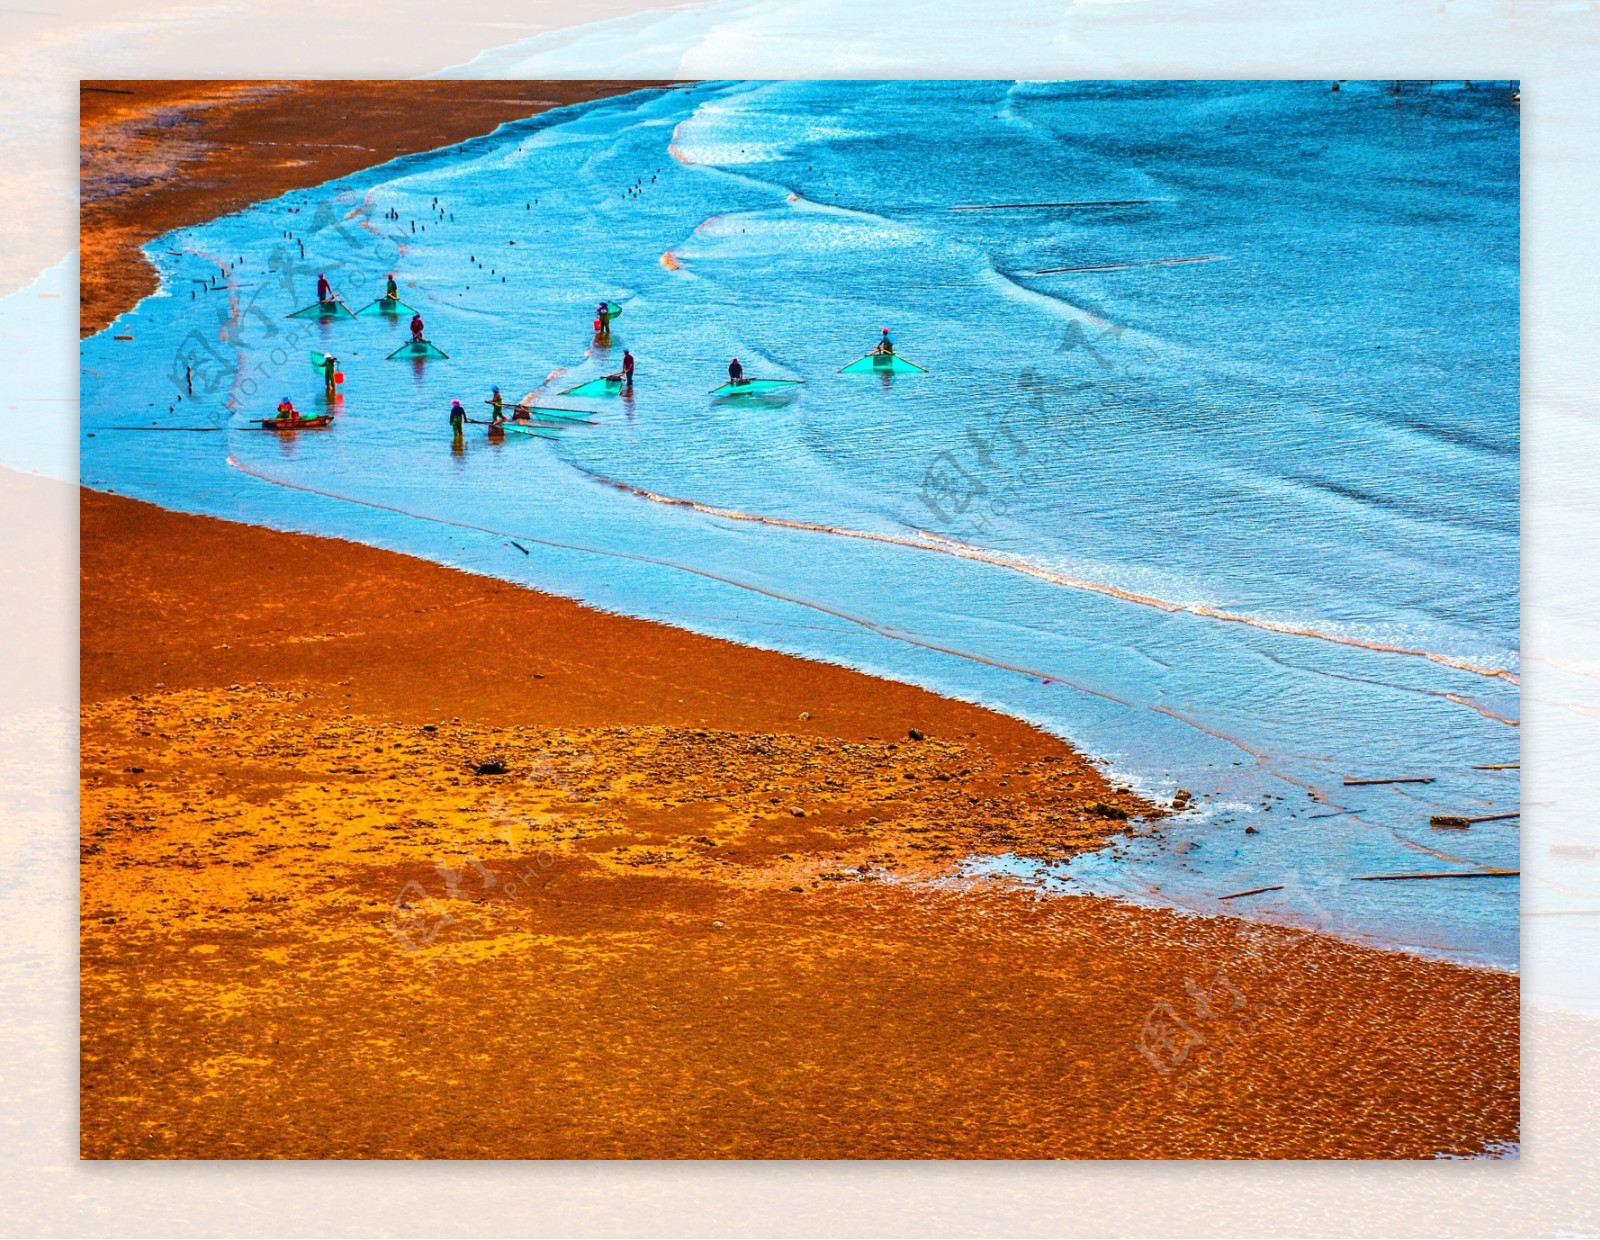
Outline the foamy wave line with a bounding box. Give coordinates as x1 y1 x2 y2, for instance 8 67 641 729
667 120 693 166
222 455 1131 711
579 471 1518 685
1259 652 1517 730
1441 694 1520 727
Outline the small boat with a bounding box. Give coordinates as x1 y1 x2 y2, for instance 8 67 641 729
839 350 927 375
356 295 415 316
286 298 355 320
256 415 333 431
560 373 628 398
709 377 803 395
387 339 449 360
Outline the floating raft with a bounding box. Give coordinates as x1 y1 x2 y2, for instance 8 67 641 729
256 415 332 430
709 377 803 395
356 295 415 316
560 374 628 397
286 298 355 320
387 339 449 360
839 351 927 375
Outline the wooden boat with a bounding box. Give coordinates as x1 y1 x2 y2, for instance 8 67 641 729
256 414 333 430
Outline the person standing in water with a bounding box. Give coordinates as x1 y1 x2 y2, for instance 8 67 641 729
410 312 425 343
321 353 339 396
488 386 507 424
316 273 333 303
385 273 400 301
449 399 466 437
595 301 613 333
727 357 744 383
873 327 894 355
621 350 635 388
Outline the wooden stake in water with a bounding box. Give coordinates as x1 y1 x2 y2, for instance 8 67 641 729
1429 812 1520 829
1343 776 1434 786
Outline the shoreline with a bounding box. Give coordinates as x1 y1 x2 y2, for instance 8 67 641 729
78 81 1519 1159
80 486 1519 1159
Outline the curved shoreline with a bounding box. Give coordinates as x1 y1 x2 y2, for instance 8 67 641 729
77 81 1518 1159
79 483 1518 1159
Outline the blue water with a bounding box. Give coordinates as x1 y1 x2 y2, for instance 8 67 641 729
80 80 1520 968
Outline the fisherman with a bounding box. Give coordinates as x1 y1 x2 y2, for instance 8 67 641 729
488 385 507 424
595 301 613 333
322 353 339 396
316 273 333 303
728 357 744 384
276 396 301 423
449 399 466 436
621 350 635 388
410 312 426 343
872 327 894 355
385 273 400 301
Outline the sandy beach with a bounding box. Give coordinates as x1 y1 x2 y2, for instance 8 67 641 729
78 81 1519 1160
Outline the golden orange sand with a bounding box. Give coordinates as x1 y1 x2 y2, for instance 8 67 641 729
80 491 1519 1159
78 81 1517 1160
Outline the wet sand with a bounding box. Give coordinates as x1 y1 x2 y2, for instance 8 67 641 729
79 491 1519 1159
78 80 1519 1160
